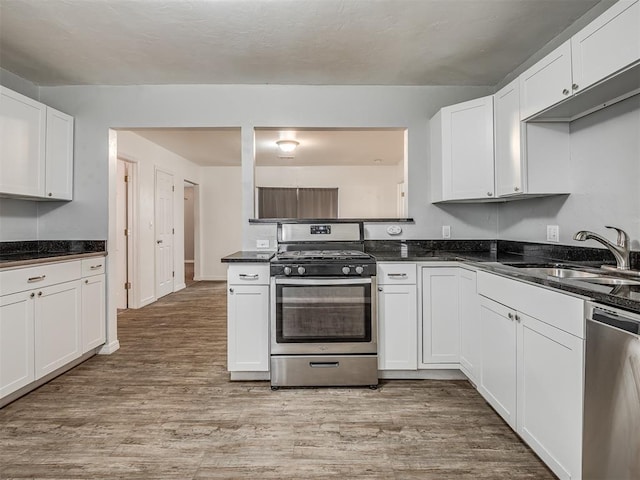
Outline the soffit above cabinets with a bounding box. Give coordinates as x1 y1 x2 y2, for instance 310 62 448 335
0 0 600 87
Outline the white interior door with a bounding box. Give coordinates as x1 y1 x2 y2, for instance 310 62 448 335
116 160 128 309
155 169 174 299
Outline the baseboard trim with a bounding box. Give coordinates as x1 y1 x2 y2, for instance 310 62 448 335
174 282 187 292
139 296 156 308
195 275 226 281
98 340 120 355
230 371 270 381
378 369 467 380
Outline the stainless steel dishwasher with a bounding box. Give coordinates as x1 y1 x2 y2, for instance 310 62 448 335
583 302 640 480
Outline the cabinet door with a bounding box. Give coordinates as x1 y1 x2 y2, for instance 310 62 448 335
422 268 459 364
459 269 480 383
571 0 640 93
81 274 106 353
519 41 573 120
494 78 524 197
0 291 35 398
0 87 46 197
478 296 517 429
45 107 74 200
227 284 269 371
517 313 584 480
440 95 495 200
34 280 82 378
377 284 417 370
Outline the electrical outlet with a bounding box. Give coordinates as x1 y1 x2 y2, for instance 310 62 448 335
442 225 451 239
546 225 560 243
256 239 270 249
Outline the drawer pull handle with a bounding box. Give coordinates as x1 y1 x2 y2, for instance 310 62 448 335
309 362 339 368
387 273 408 279
90 264 103 270
239 274 259 279
28 275 46 282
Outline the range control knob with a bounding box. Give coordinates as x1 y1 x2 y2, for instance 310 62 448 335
342 266 351 275
297 266 306 275
355 266 364 275
283 266 292 276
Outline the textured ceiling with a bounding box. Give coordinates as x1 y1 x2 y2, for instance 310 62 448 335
126 128 404 167
0 0 600 86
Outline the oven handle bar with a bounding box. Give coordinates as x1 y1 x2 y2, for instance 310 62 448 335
309 361 340 368
274 277 372 286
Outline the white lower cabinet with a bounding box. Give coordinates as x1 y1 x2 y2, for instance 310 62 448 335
421 267 460 364
34 280 82 378
477 271 584 480
478 296 518 429
458 269 481 383
0 257 106 402
0 291 35 397
226 264 270 372
377 263 417 370
81 274 106 353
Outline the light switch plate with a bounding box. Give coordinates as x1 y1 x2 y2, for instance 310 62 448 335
256 239 270 249
442 225 451 239
547 225 559 242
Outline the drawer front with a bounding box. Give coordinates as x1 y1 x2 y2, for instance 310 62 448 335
81 257 106 277
227 264 270 285
477 270 585 338
0 260 82 296
377 263 417 284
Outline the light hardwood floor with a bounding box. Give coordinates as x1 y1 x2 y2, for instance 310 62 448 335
0 281 555 479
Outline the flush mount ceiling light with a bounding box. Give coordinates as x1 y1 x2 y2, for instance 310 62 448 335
276 139 299 153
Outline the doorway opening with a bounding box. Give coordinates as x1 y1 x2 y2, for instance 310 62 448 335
184 180 197 287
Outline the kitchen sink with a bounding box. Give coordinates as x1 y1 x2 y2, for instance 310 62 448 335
514 266 602 279
579 277 640 286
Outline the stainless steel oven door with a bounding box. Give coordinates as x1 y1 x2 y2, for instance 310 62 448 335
270 276 377 355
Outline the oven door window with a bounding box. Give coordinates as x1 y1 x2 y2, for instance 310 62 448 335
276 284 371 343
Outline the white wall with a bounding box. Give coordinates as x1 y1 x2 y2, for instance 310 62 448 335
117 130 201 306
498 96 640 249
199 166 243 281
255 164 403 219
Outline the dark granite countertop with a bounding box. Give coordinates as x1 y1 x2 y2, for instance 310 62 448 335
221 251 275 263
0 240 107 269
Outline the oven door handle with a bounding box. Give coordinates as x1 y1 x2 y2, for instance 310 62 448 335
274 277 372 286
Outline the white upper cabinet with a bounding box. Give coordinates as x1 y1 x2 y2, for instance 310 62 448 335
0 86 74 200
494 79 524 197
430 95 495 202
519 41 573 120
45 107 74 200
0 87 46 197
494 79 571 198
571 0 640 92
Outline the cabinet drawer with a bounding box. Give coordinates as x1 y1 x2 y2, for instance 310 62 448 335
477 271 585 338
81 257 105 277
0 260 82 296
377 263 417 284
227 264 270 285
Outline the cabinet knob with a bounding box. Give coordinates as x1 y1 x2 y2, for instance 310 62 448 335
572 84 579 91
515 314 521 322
508 312 514 320
487 192 493 197
229 288 234 294
48 192 52 197
30 292 35 298
378 287 383 292
38 291 43 297
514 186 520 192
562 88 570 95
85 279 89 284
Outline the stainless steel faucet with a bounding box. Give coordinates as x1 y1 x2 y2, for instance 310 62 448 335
573 226 631 270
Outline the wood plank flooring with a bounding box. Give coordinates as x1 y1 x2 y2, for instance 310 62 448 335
0 281 555 479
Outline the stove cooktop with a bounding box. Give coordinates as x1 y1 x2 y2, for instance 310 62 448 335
275 249 371 261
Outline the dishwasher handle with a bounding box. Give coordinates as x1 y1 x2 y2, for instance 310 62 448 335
590 305 640 336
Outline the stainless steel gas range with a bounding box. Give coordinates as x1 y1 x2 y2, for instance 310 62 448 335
269 222 378 389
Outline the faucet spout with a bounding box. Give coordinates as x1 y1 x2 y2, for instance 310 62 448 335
573 226 631 270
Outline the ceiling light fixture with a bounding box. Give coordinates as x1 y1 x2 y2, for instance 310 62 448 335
276 139 299 153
